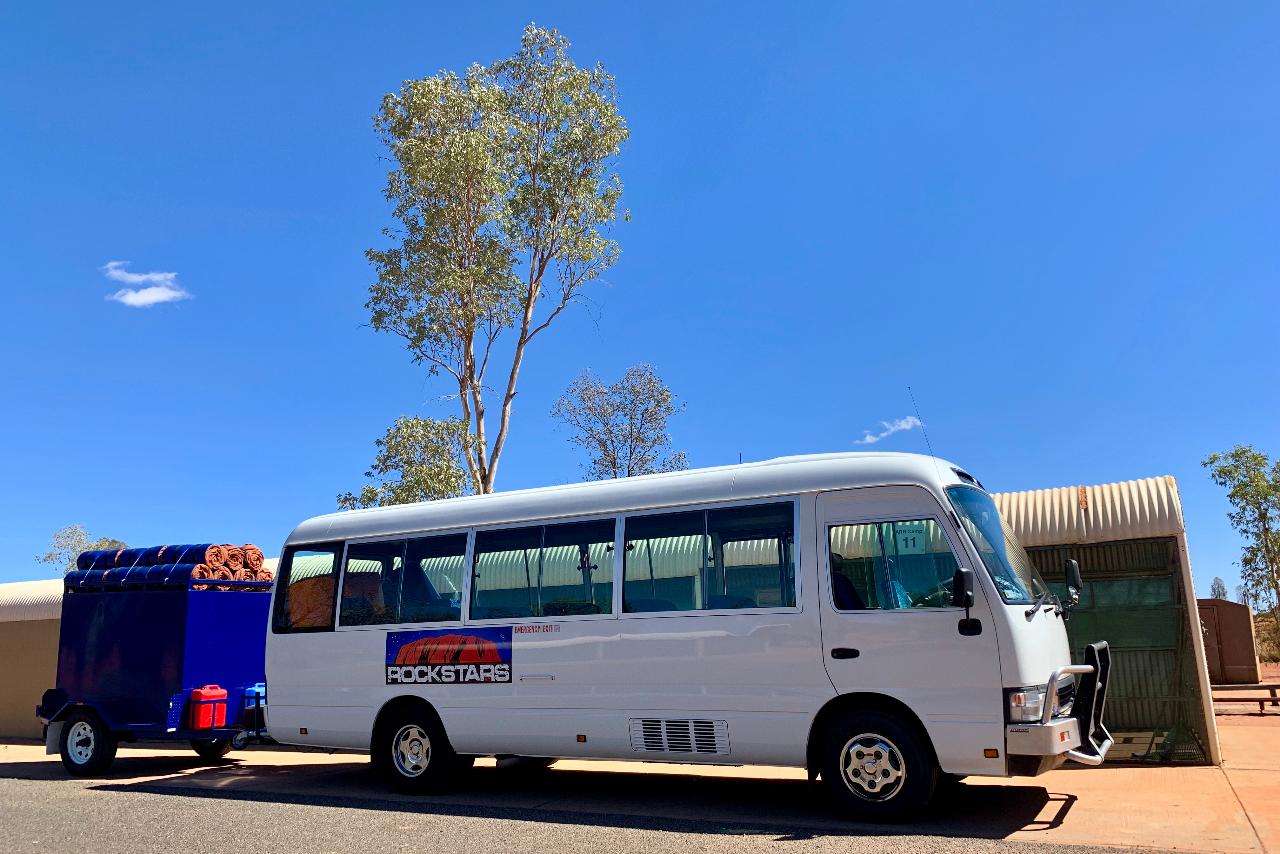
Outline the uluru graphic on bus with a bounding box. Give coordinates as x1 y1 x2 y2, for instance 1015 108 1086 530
385 627 512 684
394 633 504 665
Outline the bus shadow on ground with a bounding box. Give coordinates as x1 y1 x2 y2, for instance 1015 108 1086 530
0 752 1073 842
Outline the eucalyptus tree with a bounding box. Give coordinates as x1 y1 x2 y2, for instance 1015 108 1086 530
338 417 469 509
1203 445 1280 619
36 525 127 574
365 24 628 495
552 364 688 481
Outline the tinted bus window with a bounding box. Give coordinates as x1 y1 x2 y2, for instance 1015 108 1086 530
272 543 343 633
828 519 958 610
471 521 615 619
623 502 795 612
540 519 614 616
340 539 406 627
401 533 467 623
472 526 542 619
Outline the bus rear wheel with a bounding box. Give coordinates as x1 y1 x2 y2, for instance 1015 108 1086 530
374 707 464 793
819 710 936 822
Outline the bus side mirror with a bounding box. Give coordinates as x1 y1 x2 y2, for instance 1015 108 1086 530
951 568 975 609
952 568 981 636
1064 559 1083 611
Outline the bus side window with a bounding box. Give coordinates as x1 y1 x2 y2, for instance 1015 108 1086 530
340 540 406 627
622 510 706 612
828 525 883 610
471 526 542 620
402 533 467 623
272 543 344 633
880 519 958 609
540 519 615 616
623 502 796 613
827 520 958 610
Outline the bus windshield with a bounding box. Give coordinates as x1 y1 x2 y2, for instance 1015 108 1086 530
946 486 1048 605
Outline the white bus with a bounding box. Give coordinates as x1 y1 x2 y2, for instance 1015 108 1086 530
265 452 1112 821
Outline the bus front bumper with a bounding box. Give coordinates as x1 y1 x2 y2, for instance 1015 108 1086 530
1007 641 1113 776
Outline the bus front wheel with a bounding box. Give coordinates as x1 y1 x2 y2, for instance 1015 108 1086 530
374 707 464 792
819 710 937 822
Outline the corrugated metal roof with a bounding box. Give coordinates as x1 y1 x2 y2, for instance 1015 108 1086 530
993 476 1184 547
0 579 63 623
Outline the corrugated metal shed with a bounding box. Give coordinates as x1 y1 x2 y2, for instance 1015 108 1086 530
992 475 1184 547
0 579 63 623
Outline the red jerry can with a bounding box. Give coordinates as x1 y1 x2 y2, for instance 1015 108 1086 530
189 685 228 729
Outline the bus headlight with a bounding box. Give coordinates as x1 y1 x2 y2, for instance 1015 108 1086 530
1007 686 1051 723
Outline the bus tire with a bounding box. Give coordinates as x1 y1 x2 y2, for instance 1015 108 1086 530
59 709 117 777
819 710 936 822
190 739 233 762
374 707 461 793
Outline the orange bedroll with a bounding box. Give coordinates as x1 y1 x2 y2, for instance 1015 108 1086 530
243 544 264 572
191 563 212 590
223 545 244 571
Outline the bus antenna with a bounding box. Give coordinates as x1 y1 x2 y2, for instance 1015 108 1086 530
908 385 946 482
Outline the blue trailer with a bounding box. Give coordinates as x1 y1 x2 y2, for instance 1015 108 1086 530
36 564 272 775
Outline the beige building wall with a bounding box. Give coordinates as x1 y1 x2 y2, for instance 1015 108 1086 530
0 619 59 739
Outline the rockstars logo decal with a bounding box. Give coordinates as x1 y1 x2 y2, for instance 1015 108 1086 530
385 627 512 684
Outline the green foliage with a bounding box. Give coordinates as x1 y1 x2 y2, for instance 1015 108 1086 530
552 364 688 480
1203 445 1280 649
1210 576 1228 600
366 23 628 494
338 417 469 509
36 524 127 574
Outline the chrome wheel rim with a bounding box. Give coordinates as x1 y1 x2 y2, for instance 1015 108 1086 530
840 732 906 802
392 724 431 778
67 721 95 765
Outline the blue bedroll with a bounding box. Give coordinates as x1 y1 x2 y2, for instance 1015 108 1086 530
75 550 121 571
75 544 222 571
157 544 219 565
65 565 202 590
114 548 150 567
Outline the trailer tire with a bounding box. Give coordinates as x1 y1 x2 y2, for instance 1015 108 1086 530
818 709 937 822
190 739 233 762
59 709 117 776
373 707 463 793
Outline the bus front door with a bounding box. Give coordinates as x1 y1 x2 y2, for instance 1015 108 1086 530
817 486 1005 777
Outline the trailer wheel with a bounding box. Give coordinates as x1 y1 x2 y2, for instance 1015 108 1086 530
819 710 937 822
59 709 117 776
190 739 233 762
373 707 463 793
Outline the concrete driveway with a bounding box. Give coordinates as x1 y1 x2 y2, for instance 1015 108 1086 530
0 719 1274 853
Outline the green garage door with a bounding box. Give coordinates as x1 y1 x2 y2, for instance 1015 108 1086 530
1029 538 1210 763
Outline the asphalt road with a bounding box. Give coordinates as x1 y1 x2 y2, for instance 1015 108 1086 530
0 747 1171 854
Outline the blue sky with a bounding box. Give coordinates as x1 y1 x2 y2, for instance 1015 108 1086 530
1 3 1277 596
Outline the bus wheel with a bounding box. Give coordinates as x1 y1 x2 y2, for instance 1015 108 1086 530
819 710 936 822
375 709 460 792
190 739 233 762
59 709 117 777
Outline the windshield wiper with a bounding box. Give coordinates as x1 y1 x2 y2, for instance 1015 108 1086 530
1024 587 1058 620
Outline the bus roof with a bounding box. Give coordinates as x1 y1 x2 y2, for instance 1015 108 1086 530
285 451 973 547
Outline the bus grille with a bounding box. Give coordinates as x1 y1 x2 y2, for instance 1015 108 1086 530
628 719 729 754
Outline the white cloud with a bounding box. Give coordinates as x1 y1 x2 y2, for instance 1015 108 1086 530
854 415 923 445
101 261 192 308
